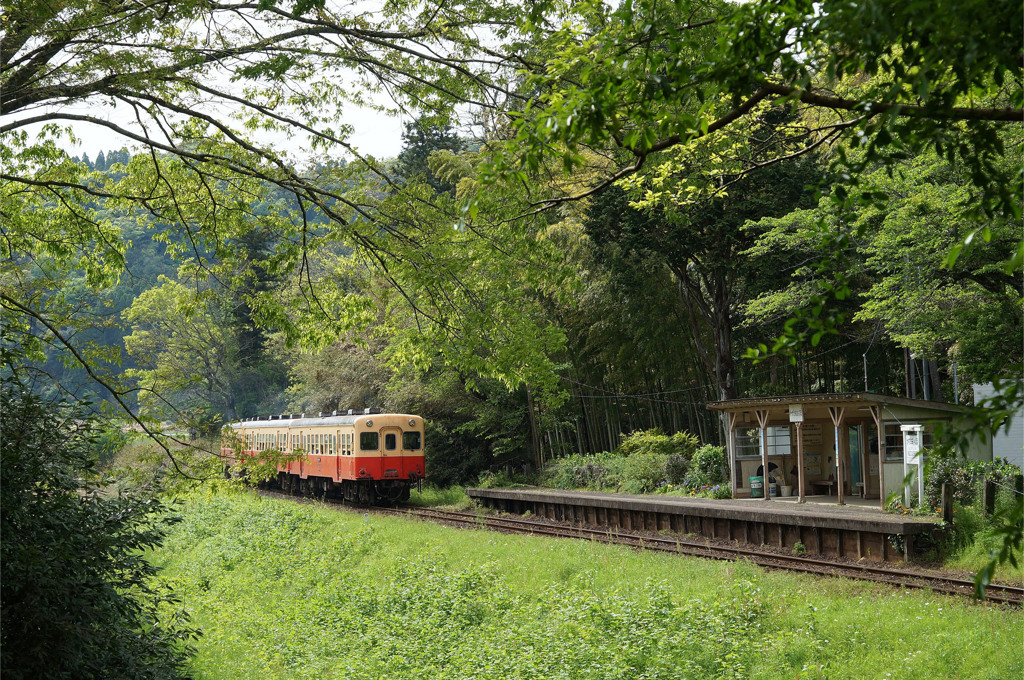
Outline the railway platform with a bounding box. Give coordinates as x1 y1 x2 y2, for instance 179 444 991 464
466 487 941 562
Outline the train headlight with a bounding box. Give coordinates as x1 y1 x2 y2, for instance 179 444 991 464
366 419 373 427
408 419 415 426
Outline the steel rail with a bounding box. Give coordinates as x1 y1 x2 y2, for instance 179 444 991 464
376 505 1023 606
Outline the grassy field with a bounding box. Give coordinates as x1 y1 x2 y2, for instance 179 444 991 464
151 487 1022 680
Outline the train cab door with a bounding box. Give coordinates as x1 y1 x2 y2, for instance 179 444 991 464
380 426 402 479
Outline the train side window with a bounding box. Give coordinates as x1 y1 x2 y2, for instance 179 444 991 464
360 432 379 451
402 432 421 450
384 433 397 450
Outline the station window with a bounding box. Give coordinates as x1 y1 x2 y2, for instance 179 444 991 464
385 433 397 450
360 432 379 451
734 425 791 458
402 431 421 450
884 424 933 461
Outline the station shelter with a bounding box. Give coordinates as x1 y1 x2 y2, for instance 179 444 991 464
707 393 993 509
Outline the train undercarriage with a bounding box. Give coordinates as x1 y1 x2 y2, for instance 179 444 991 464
259 471 414 505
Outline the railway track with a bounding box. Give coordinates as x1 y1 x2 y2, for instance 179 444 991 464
259 489 1023 606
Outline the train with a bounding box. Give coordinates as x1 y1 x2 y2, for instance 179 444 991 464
221 409 426 503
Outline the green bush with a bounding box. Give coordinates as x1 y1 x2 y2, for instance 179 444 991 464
923 446 975 509
476 469 532 489
686 445 728 489
665 452 689 485
618 429 699 460
543 452 622 490
543 431 707 495
620 452 670 494
1 370 196 679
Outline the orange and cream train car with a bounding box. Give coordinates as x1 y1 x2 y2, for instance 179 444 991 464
222 409 425 503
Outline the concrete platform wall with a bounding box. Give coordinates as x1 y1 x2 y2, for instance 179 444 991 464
467 488 938 563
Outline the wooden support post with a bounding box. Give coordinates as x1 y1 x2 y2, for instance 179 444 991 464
727 412 739 496
869 406 886 511
941 483 954 524
756 409 771 501
795 421 806 502
983 479 996 515
828 406 847 505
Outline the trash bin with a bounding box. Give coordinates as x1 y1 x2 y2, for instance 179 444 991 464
749 475 764 498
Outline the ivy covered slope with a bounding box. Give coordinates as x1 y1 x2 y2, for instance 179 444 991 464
152 490 1022 680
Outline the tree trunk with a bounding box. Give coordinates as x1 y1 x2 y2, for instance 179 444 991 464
526 385 541 470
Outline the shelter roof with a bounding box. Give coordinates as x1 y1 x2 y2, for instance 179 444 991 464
707 392 965 422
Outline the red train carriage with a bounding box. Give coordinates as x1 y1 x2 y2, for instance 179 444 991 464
221 409 425 503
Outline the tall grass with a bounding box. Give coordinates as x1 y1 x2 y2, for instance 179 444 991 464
152 489 1022 680
406 484 472 509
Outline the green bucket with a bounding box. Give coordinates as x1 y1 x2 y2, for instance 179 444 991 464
749 475 764 498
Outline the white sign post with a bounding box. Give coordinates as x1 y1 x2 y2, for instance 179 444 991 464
901 424 924 507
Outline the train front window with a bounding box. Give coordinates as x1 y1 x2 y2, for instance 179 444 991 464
384 433 397 450
360 432 379 451
402 432 421 450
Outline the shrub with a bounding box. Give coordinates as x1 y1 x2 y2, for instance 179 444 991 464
686 445 728 489
476 469 531 489
620 452 670 494
923 446 975 510
542 452 623 491
1 370 197 679
542 430 705 495
617 429 699 459
665 452 689 485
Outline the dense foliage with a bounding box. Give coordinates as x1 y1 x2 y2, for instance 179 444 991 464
541 429 729 497
0 363 196 679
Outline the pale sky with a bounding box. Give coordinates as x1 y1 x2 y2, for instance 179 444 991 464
52 100 407 163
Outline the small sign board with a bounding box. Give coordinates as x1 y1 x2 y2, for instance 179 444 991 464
901 425 923 465
789 404 804 423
